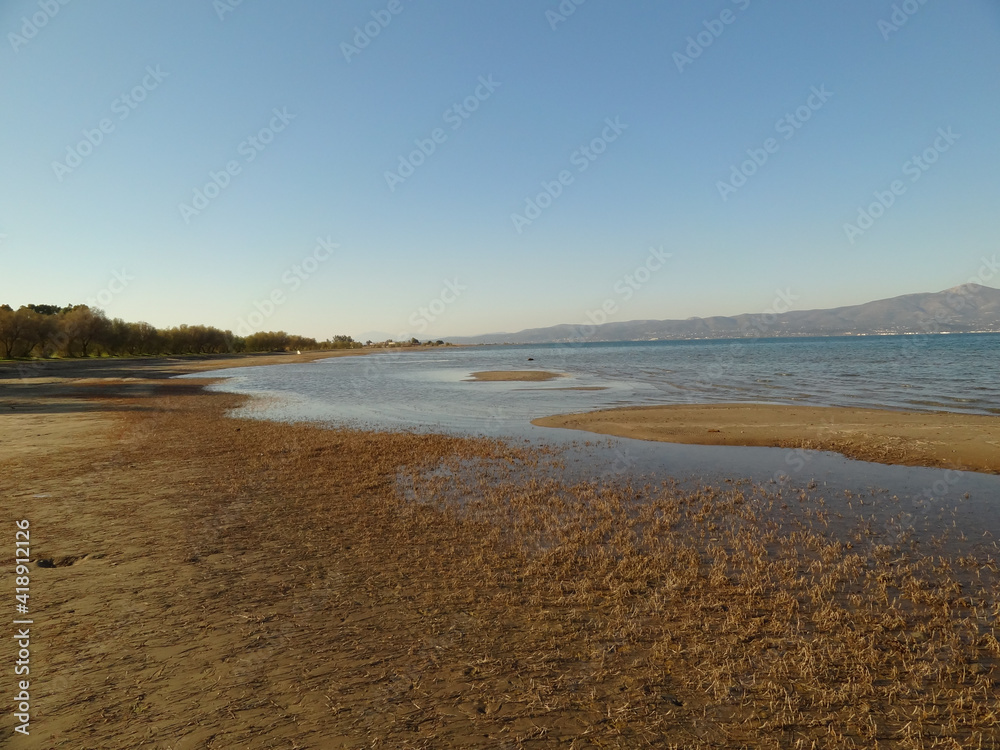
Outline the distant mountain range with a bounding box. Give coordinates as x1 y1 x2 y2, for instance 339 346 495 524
446 284 1000 344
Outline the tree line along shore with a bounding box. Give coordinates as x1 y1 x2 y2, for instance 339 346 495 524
0 303 449 359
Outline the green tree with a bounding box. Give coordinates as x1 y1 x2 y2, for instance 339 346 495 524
27 304 61 316
245 331 290 352
62 305 111 357
0 306 53 357
134 322 163 355
18 308 55 357
0 305 21 357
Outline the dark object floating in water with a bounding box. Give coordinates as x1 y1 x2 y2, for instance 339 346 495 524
527 358 534 361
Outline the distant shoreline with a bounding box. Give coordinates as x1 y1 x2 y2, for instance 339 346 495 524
446 330 1000 346
443 283 1000 344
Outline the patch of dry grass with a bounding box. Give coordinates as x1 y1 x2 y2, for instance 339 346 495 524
397 454 1000 748
192 397 999 747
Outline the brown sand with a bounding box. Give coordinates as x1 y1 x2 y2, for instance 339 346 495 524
533 402 1000 474
465 370 565 382
0 352 363 462
2 359 999 747
515 386 609 391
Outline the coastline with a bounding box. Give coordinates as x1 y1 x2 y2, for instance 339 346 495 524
3 357 999 746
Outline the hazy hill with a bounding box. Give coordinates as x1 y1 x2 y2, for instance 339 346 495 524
447 284 1000 344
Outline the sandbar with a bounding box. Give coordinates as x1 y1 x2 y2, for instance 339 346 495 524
533 402 1000 474
464 370 566 382
515 386 608 391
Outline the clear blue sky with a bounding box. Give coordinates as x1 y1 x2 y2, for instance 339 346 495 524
2 1 998 340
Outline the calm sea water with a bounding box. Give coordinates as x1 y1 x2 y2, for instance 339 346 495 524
192 334 1000 429
183 334 1000 504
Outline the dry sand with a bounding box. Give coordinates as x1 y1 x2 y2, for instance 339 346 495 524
533 402 1000 474
2 357 999 748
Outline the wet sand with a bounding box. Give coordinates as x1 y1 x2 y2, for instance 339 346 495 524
0 352 363 461
2 358 999 747
533 403 1000 474
515 386 609 391
464 370 565 382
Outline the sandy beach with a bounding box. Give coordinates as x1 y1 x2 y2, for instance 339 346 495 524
8 2 999 746
534 402 1000 474
2 357 999 748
